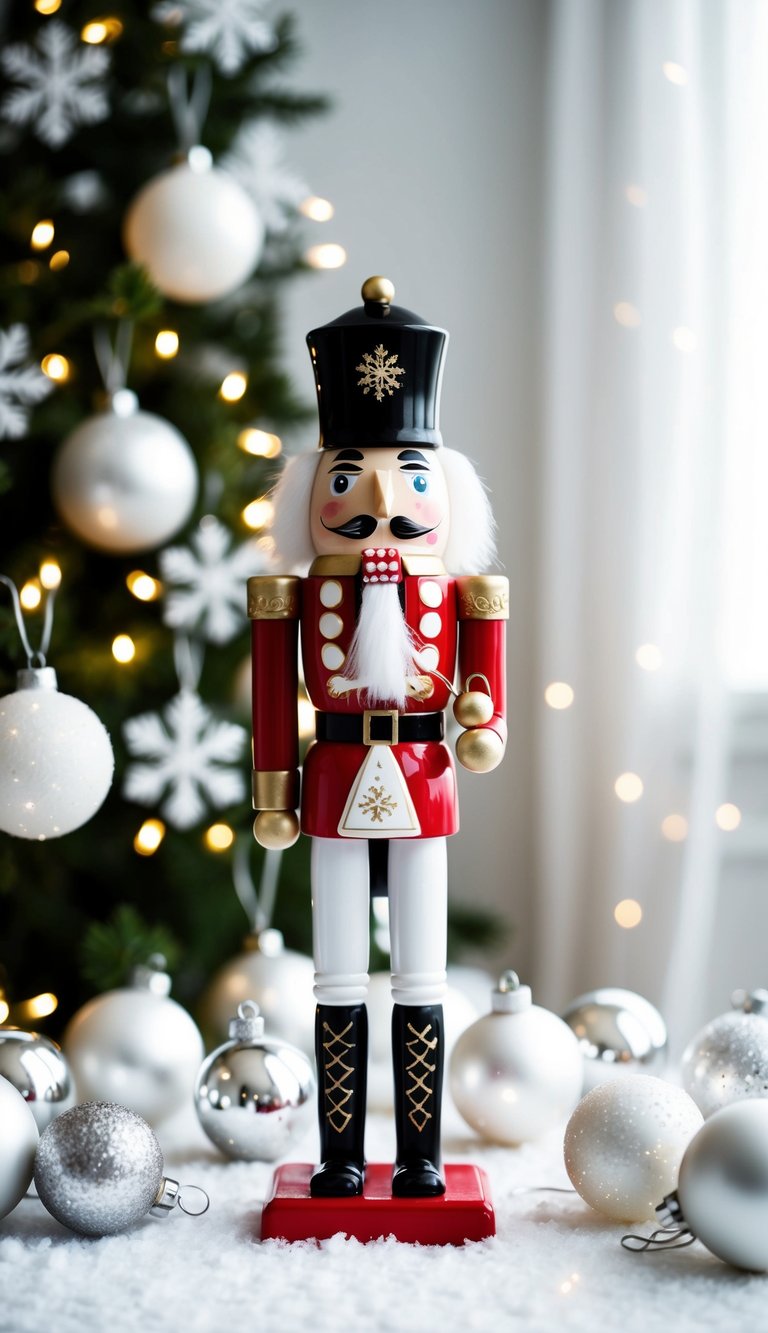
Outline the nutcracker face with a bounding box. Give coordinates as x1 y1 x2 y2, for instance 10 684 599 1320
309 445 450 559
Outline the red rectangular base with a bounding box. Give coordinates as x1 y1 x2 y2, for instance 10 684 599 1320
260 1162 495 1246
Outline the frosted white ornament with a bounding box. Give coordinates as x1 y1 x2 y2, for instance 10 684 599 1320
63 957 204 1127
52 391 198 553
449 971 583 1143
681 988 768 1117
0 668 114 840
123 147 264 303
199 929 315 1055
0 1074 39 1220
564 1075 703 1222
367 970 480 1112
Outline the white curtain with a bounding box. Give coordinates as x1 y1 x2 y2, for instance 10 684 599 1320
533 0 766 1049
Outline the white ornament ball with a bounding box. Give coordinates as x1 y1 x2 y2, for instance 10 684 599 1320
52 397 198 553
124 150 264 303
0 674 114 840
449 972 583 1144
0 1074 39 1219
64 984 204 1127
670 1100 768 1271
681 990 768 1118
199 930 315 1055
367 970 480 1112
564 1075 703 1222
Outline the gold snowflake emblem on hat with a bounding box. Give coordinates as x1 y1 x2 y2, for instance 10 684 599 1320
356 344 406 402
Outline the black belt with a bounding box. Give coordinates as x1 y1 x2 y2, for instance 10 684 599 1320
315 710 444 745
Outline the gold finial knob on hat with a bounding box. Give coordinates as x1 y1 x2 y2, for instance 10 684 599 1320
362 276 395 305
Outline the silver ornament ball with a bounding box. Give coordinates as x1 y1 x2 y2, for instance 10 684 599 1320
564 1074 703 1222
34 1101 164 1237
450 971 583 1144
0 1028 74 1132
662 1100 768 1271
64 963 204 1127
681 989 768 1117
0 1074 39 1220
195 1000 314 1161
52 396 198 553
199 930 315 1055
561 987 668 1090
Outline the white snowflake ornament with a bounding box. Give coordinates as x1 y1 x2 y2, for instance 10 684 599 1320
223 123 308 234
2 21 110 149
152 0 275 75
159 517 267 645
123 689 247 829
0 326 53 440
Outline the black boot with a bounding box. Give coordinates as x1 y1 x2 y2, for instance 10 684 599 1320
310 1003 367 1198
392 1003 446 1197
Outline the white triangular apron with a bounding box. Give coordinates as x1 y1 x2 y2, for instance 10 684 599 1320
338 745 421 838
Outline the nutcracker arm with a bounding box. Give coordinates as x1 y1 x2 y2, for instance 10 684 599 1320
248 575 301 841
456 574 508 773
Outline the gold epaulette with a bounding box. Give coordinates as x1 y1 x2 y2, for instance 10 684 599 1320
456 574 509 620
247 575 301 620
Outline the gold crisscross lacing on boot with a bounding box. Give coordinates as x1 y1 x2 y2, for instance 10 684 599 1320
322 1019 355 1133
405 1020 437 1132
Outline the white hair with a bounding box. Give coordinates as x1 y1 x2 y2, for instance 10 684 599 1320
268 446 498 575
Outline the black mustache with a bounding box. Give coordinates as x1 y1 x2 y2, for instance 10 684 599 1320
321 515 438 541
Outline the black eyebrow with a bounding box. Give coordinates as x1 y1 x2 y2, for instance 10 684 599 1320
332 449 364 461
329 462 363 473
397 448 430 471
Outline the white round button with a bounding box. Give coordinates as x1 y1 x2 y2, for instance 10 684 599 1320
321 643 345 670
419 612 442 639
319 580 342 608
319 612 343 639
419 580 443 608
414 645 439 671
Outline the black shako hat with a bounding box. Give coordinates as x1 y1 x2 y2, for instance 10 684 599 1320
306 276 448 449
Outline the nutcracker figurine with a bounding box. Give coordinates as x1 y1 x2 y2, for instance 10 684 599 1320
249 277 507 1208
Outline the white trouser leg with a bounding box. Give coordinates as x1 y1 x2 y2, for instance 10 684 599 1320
311 836 370 1005
389 837 448 1006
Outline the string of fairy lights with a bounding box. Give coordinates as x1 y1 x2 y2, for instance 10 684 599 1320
541 54 742 937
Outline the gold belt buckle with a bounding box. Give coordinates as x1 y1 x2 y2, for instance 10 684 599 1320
363 708 399 746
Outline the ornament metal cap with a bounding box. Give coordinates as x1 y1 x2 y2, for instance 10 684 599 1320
16 666 58 692
732 988 768 1016
131 953 172 997
151 1175 210 1219
492 970 532 1014
229 998 265 1042
655 1191 685 1229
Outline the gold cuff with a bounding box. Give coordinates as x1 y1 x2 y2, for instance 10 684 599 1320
456 575 509 621
247 575 300 620
252 769 300 811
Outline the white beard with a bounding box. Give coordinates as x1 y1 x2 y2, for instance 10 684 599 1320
342 583 418 708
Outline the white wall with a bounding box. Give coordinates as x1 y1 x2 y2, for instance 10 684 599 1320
281 0 547 975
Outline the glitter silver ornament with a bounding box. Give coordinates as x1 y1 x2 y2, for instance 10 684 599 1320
561 987 668 1090
0 1074 39 1220
681 988 768 1118
449 971 583 1144
199 929 315 1054
34 1100 208 1237
195 1000 314 1161
0 1027 74 1131
655 1100 768 1271
564 1074 703 1222
63 956 204 1127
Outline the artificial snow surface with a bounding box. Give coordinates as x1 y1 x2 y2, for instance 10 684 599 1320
0 1102 763 1333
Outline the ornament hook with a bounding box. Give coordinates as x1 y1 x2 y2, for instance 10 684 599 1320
621 1225 695 1253
0 573 58 669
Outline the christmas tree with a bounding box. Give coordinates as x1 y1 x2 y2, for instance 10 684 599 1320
0 1 329 1027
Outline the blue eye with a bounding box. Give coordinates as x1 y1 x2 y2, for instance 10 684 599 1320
331 474 357 495
411 474 429 494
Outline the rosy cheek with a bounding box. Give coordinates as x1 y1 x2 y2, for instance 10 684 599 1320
321 500 343 521
426 532 438 546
